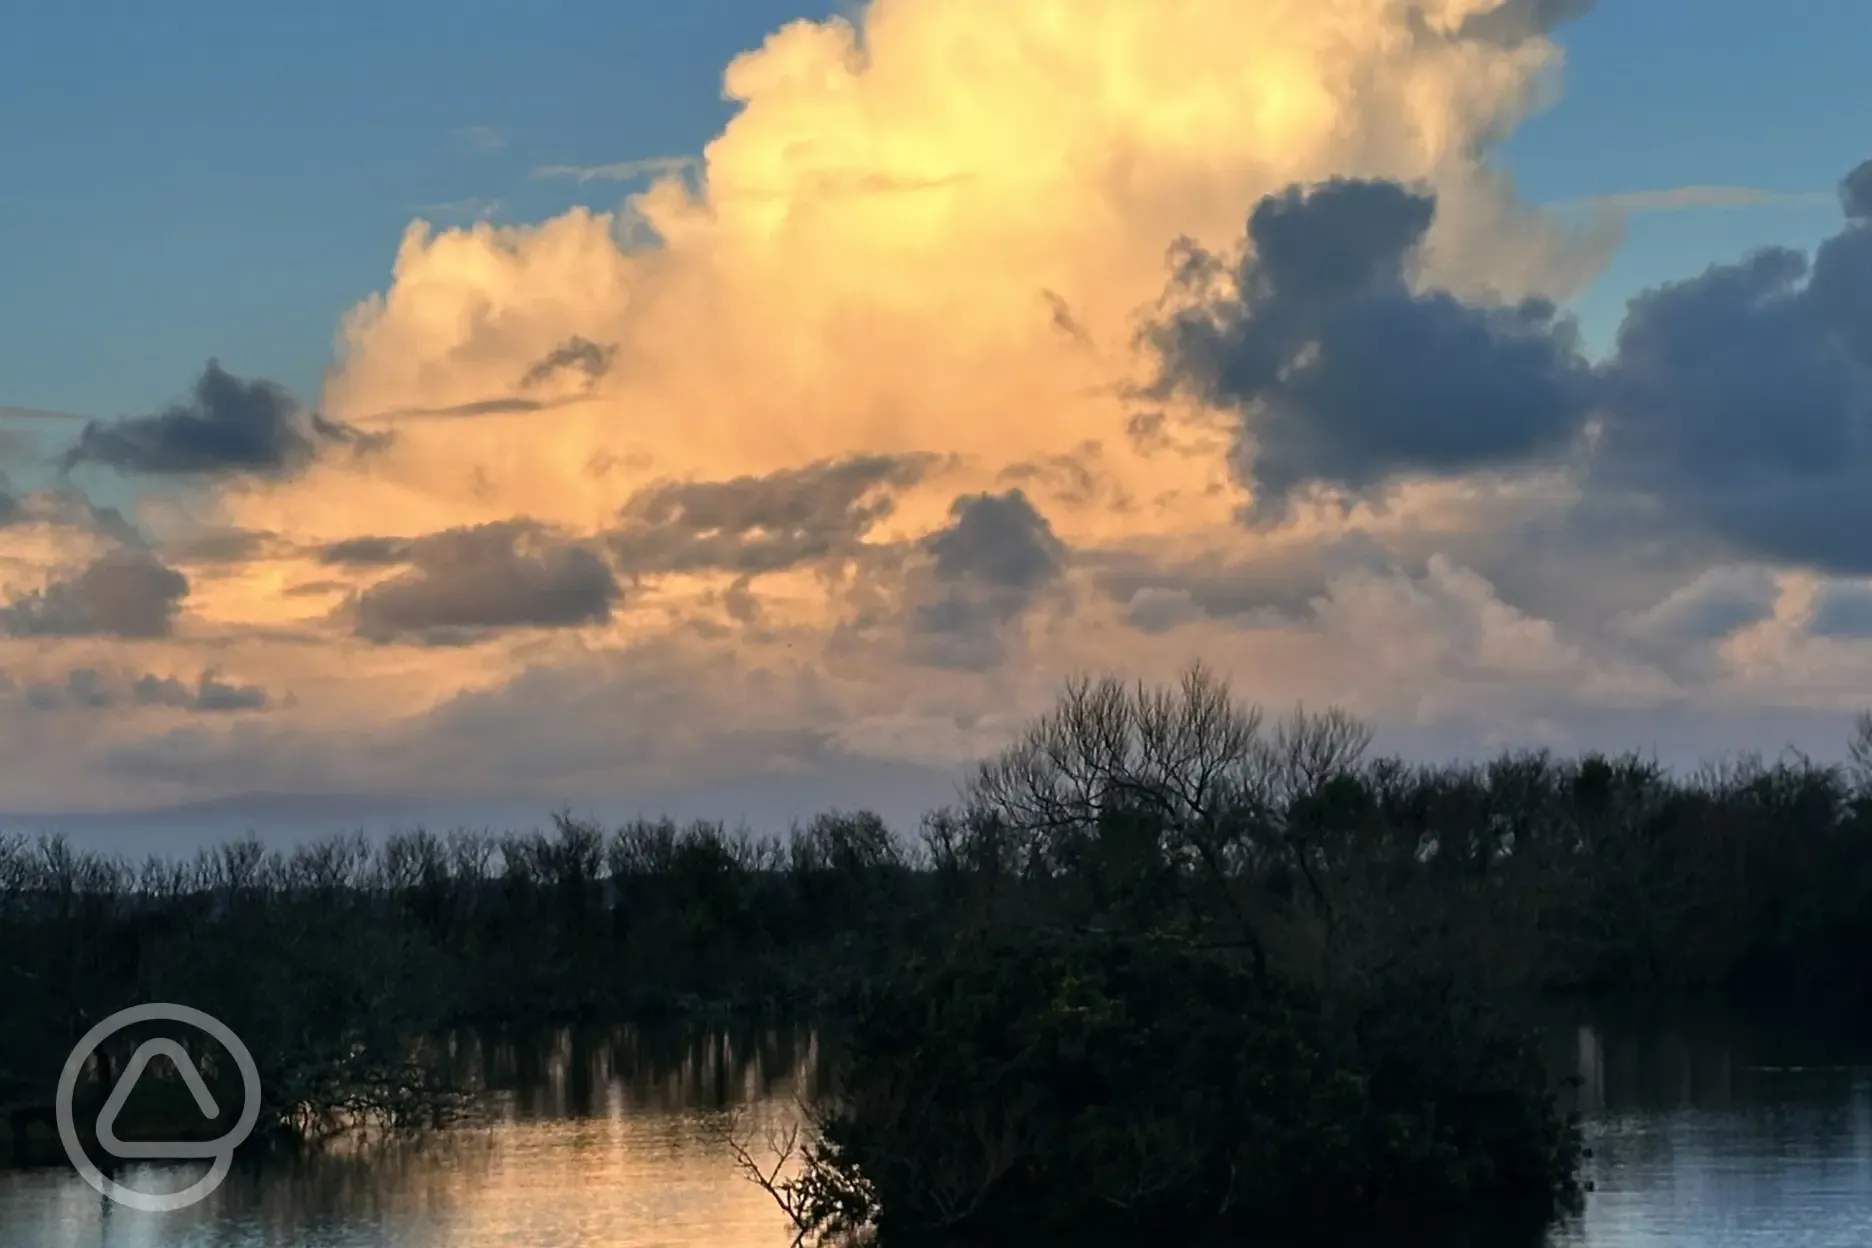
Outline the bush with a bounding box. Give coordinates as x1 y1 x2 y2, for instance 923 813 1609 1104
781 927 1581 1246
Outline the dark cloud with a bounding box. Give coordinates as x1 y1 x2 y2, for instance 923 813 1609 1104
611 454 935 577
352 519 619 645
925 489 1067 589
1041 290 1093 348
1839 158 1872 222
26 669 115 711
136 671 271 712
402 397 551 418
320 536 415 567
1149 177 1595 522
907 490 1067 669
17 668 269 713
1451 0 1595 44
1145 159 1872 575
167 527 281 564
1594 161 1872 572
0 550 189 638
521 336 616 389
60 360 384 478
997 441 1119 510
1087 534 1391 629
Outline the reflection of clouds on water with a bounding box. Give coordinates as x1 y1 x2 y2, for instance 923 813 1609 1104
14 1018 1872 1246
0 1023 812 1247
1550 1019 1872 1247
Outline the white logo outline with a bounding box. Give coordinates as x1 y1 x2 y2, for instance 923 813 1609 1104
55 1003 262 1212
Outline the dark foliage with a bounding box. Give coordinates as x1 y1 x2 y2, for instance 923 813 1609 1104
6 672 1872 1243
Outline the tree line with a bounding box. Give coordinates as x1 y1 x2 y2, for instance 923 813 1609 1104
7 666 1872 1242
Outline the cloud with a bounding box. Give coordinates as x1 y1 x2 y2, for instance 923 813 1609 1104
610 455 935 578
413 197 502 222
0 405 89 422
520 336 616 389
1449 0 1596 43
531 156 697 183
924 489 1067 590
0 549 189 639
350 520 619 645
1842 159 1872 221
1808 583 1872 640
60 361 383 478
1592 164 1872 572
1556 186 1835 215
14 667 269 713
903 490 1068 670
17 0 1872 815
1149 178 1597 521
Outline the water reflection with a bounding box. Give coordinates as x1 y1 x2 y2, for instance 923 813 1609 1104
9 1015 1872 1246
1548 1013 1872 1247
0 1022 823 1248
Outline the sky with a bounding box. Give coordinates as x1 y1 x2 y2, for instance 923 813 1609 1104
2 0 1870 838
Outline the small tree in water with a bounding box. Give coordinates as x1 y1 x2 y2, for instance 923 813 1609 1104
745 664 1583 1247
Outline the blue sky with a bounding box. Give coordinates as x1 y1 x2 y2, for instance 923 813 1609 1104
2 0 1865 425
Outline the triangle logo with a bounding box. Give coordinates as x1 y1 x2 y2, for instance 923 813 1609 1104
94 1039 226 1161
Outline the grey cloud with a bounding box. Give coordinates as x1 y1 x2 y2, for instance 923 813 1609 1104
1088 534 1391 628
996 441 1117 509
320 536 415 567
1840 158 1872 221
60 361 383 478
1145 159 1872 576
17 667 269 713
0 485 142 546
168 527 281 564
925 489 1067 590
521 336 616 389
611 454 935 578
1449 0 1594 45
137 671 271 712
1619 565 1781 678
1149 177 1595 523
1809 584 1872 639
907 490 1067 669
1594 161 1872 572
27 669 116 711
1123 587 1202 634
0 550 189 638
353 519 619 646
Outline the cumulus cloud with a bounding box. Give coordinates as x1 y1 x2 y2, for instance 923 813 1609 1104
1593 164 1872 572
13 0 1872 815
348 520 620 646
1 550 189 639
1150 178 1597 521
61 361 381 478
610 455 935 578
13 667 269 713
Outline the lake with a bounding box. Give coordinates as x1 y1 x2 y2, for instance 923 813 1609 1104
5 1013 1871 1246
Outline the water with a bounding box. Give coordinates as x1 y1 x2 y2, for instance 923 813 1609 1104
5 1015 1872 1246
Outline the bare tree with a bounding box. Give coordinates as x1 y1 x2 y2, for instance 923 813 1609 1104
1850 710 1872 796
964 663 1374 981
